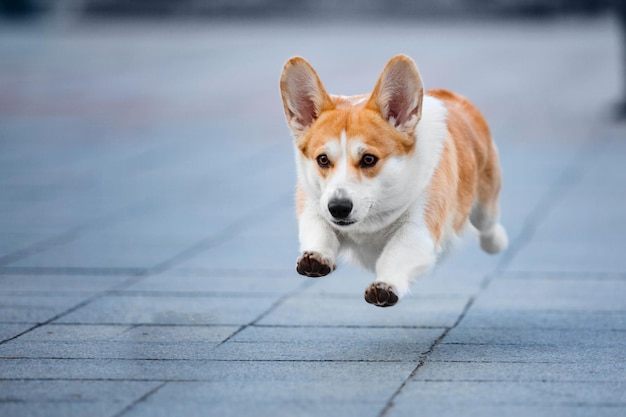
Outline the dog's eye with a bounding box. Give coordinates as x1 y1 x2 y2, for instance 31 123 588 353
360 154 378 168
317 154 330 168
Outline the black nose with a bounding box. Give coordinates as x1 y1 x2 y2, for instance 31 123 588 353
328 198 353 219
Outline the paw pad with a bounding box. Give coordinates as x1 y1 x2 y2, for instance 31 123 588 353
296 251 335 278
364 282 398 307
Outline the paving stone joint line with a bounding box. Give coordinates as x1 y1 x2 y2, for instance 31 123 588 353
377 296 478 416
112 381 168 417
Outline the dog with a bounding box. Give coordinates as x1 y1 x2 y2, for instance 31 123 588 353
279 54 508 307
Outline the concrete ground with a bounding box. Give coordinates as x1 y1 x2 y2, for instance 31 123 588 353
1 15 625 417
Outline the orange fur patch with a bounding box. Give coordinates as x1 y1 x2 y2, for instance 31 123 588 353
425 89 500 244
296 95 416 181
296 184 307 217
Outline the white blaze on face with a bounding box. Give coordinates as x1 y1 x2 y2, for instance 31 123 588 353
317 130 354 222
336 130 349 186
324 130 349 197
322 131 377 225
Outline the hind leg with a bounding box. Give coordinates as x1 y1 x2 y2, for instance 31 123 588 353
471 204 508 254
470 150 508 254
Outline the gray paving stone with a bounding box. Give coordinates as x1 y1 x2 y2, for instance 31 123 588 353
123 400 381 417
0 340 222 360
116 324 239 342
212 326 443 361
122 362 414 417
0 203 97 235
499 271 626 281
0 358 196 380
498 183 553 237
0 358 415 383
0 274 130 294
15 323 238 343
495 142 578 226
0 380 162 417
0 327 435 362
0 294 88 323
505 241 626 274
412 361 626 382
428 342 624 364
14 324 135 341
0 323 240 360
530 202 626 245
126 267 303 295
0 232 56 260
459 310 626 330
470 277 626 312
188 235 296 265
56 294 278 325
524 160 626 247
236 206 299 238
172 234 299 271
442 326 626 347
95 204 252 239
7 234 201 270
258 293 470 328
394 381 626 408
576 138 626 184
0 323 34 342
387 403 625 417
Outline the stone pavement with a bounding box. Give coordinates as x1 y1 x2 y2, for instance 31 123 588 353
1 16 625 417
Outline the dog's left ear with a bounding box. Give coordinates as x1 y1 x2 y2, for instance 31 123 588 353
280 57 334 137
367 55 423 134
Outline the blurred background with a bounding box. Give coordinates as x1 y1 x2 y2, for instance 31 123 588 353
0 0 622 19
0 0 624 274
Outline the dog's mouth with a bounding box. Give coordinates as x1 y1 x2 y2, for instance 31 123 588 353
332 219 356 227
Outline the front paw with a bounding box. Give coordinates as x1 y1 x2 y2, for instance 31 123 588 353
296 251 336 278
364 282 399 307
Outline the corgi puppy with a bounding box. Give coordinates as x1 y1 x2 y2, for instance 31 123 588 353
280 55 508 307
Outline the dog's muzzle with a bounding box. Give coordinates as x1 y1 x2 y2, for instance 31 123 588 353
328 198 354 225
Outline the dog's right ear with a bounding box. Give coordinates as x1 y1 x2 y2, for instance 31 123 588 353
366 54 423 135
280 57 334 137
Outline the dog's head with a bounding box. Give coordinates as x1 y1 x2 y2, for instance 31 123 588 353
280 55 424 233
